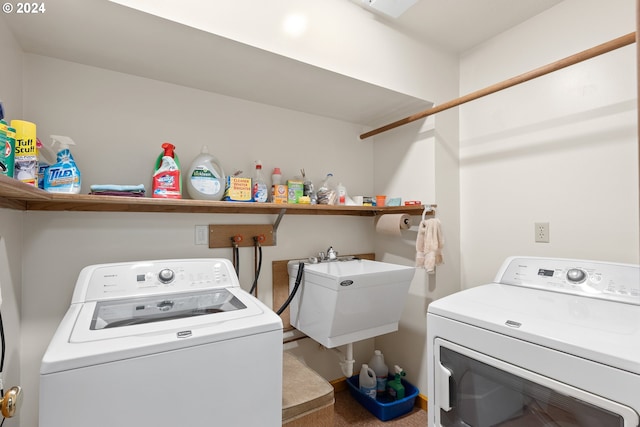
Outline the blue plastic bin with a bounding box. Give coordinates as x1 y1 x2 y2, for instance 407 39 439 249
346 375 419 421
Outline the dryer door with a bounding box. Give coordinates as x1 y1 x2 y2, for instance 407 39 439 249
433 338 639 427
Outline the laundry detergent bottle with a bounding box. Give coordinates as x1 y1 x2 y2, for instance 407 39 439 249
43 135 81 194
369 350 389 395
153 142 182 199
186 145 225 200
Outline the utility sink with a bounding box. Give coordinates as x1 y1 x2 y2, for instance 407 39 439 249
288 259 415 348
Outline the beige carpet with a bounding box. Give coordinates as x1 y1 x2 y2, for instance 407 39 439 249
333 389 427 426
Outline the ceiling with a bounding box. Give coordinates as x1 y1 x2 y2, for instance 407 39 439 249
1 0 566 127
362 0 564 52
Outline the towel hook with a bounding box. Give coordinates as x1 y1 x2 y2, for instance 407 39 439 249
422 205 434 221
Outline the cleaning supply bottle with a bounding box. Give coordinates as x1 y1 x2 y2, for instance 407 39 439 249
369 350 389 395
153 142 181 199
11 119 37 186
271 168 282 186
271 167 287 203
252 160 267 202
336 182 347 205
37 137 57 189
359 364 377 399
186 145 225 200
43 135 81 194
0 104 10 177
386 365 406 400
4 125 16 178
0 120 13 177
303 175 316 204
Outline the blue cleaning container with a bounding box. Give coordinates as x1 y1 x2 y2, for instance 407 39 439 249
346 374 419 421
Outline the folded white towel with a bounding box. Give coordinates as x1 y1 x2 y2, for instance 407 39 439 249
415 218 444 273
90 184 146 192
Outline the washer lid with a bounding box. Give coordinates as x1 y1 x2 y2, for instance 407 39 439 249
90 288 245 330
69 287 266 343
428 282 640 375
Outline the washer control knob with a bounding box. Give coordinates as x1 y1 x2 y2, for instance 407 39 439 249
158 268 175 284
567 268 587 283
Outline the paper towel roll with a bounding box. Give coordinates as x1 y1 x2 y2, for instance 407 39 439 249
375 214 411 236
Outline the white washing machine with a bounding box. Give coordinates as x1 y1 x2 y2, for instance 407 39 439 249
39 258 283 427
427 256 640 427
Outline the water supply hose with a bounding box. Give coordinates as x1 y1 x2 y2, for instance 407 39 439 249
276 262 304 315
231 235 242 277
0 311 4 396
249 237 263 296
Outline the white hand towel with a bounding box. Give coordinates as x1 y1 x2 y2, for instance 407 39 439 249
415 218 444 273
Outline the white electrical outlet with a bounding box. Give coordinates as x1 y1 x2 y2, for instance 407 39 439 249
535 222 549 243
195 225 209 245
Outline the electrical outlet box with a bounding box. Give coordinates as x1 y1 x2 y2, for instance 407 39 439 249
535 222 550 243
195 225 209 245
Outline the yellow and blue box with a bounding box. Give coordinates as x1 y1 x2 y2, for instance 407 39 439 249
223 176 252 201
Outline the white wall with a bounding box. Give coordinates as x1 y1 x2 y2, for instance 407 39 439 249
371 108 461 389
460 0 639 287
0 13 24 427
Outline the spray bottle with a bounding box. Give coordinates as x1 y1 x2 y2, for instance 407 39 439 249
252 160 267 202
153 142 181 199
386 365 406 400
43 135 81 194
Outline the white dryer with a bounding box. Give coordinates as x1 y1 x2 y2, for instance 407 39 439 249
39 258 283 427
427 256 640 427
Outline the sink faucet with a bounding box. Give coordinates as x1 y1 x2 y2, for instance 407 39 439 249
316 246 338 262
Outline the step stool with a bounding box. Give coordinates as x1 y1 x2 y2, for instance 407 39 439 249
282 351 335 426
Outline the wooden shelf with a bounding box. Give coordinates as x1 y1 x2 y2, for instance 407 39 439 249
0 175 431 217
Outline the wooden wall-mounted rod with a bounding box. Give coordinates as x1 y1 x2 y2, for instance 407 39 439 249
360 32 636 140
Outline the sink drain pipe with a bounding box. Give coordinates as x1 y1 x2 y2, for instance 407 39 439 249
332 343 355 378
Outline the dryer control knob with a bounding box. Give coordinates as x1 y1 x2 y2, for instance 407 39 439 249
158 268 175 284
567 268 587 283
